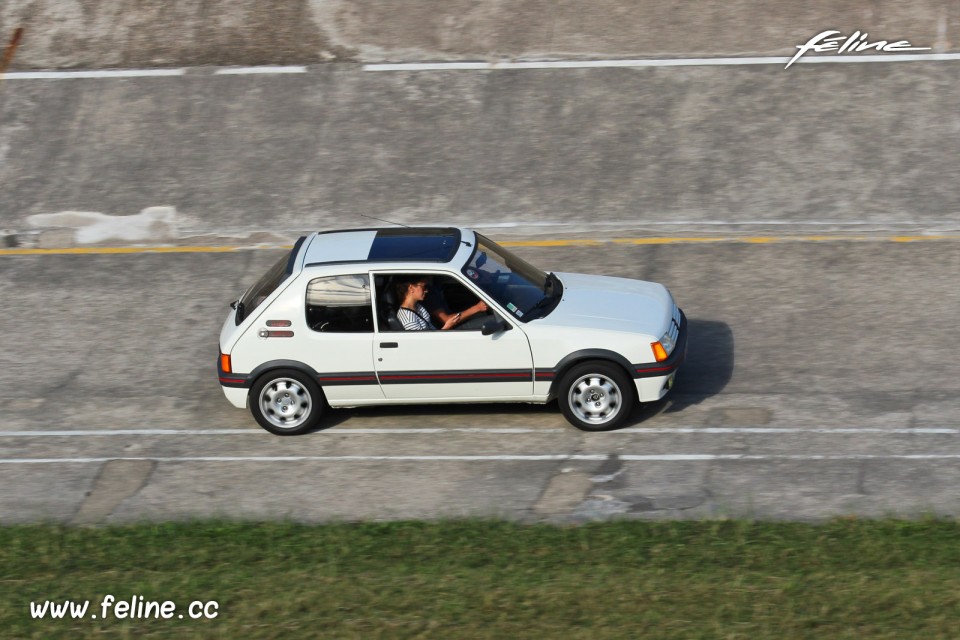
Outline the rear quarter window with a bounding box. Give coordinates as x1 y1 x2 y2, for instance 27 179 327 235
306 274 373 333
237 253 292 324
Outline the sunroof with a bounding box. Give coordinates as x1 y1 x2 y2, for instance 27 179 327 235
367 228 460 262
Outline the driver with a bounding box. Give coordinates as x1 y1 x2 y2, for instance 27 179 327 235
425 280 488 329
395 278 460 331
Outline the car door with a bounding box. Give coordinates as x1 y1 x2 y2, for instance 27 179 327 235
301 273 383 404
373 272 534 400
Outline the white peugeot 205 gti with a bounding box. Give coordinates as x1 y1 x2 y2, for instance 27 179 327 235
218 227 686 434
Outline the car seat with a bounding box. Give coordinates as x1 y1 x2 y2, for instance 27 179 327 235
377 278 405 331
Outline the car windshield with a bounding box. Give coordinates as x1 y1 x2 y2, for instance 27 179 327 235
462 234 555 322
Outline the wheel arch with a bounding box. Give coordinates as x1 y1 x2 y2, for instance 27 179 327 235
247 360 322 393
546 349 636 401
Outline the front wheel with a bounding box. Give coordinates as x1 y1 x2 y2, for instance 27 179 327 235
558 361 635 431
249 369 326 435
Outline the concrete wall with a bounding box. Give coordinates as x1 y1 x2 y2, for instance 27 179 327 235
4 62 959 246
2 0 958 69
3 2 959 246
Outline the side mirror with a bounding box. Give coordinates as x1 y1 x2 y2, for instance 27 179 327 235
481 318 511 336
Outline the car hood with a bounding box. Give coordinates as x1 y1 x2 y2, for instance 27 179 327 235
534 272 673 335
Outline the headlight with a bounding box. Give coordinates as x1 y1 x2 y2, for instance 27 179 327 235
651 328 676 363
659 331 675 355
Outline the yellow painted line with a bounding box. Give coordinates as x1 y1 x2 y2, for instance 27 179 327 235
889 235 956 243
610 235 960 246
499 239 603 247
611 237 731 245
2 235 960 256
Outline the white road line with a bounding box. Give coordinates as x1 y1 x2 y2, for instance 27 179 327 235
4 52 960 82
0 428 550 437
4 453 960 464
364 53 960 72
0 429 260 437
187 220 960 234
1 427 959 437
2 69 186 80
620 428 960 435
2 455 604 464
213 66 307 75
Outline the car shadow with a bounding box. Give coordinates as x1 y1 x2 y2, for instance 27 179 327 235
312 400 559 432
310 317 734 433
626 317 735 424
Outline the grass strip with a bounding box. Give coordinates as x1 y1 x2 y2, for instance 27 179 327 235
2 519 960 639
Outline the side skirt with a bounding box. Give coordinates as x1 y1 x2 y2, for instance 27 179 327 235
326 395 550 409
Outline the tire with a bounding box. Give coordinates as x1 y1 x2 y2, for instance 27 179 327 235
558 361 635 431
249 368 326 435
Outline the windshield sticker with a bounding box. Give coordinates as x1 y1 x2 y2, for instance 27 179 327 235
507 302 517 312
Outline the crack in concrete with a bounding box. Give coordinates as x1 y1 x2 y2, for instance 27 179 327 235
856 460 869 495
590 454 624 483
72 459 156 525
533 471 594 517
531 433 599 517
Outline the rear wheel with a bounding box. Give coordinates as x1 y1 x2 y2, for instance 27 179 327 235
249 369 325 435
558 361 635 431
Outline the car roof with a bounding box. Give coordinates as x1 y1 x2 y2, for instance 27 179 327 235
300 227 468 268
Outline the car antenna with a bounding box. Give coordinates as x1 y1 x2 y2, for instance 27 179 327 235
360 214 410 228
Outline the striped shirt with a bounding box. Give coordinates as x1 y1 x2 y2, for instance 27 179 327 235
397 304 435 331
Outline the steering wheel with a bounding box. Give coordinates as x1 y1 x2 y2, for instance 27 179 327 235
457 311 492 331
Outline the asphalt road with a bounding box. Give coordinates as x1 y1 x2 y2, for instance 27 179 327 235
2 238 958 523
2 56 959 523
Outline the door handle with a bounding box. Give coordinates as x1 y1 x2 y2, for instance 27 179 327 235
380 342 399 348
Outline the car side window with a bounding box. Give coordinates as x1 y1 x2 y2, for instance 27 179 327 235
306 274 373 333
426 275 484 329
375 273 490 332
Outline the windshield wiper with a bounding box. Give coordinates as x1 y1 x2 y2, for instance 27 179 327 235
526 274 562 319
526 295 553 318
544 272 560 297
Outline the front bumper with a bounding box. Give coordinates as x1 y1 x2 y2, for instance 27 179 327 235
633 309 687 402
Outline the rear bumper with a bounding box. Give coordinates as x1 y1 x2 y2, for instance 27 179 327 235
217 354 249 408
221 385 248 409
217 359 249 388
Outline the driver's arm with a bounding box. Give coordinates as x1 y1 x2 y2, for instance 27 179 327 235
433 300 488 326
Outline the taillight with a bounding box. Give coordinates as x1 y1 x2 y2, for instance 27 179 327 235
220 353 232 373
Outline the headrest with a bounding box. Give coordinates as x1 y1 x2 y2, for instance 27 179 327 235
382 285 398 306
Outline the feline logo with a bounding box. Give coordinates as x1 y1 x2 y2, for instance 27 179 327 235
787 30 931 69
